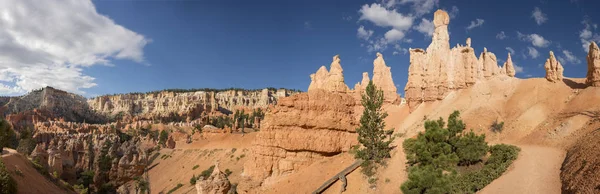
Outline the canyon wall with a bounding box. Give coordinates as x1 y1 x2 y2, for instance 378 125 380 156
87 88 297 121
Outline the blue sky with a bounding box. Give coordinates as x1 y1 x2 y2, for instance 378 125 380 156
0 0 599 97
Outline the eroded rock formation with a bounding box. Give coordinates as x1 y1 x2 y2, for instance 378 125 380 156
372 53 398 103
88 88 294 122
544 51 564 83
503 53 516 77
243 89 359 184
195 164 231 194
308 55 349 93
586 42 600 87
404 9 511 111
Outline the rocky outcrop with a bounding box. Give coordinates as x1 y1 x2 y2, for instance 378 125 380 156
353 72 370 93
586 42 600 87
404 9 510 111
544 51 564 83
503 53 516 77
88 88 297 122
243 89 359 184
308 55 349 93
32 133 151 187
372 53 398 103
1 87 106 128
195 164 231 194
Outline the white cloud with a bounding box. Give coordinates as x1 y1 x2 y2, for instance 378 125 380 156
0 0 149 95
517 32 551 47
357 26 374 40
562 50 581 64
384 29 405 43
579 19 600 52
343 15 353 21
527 47 540 58
366 38 389 52
359 3 414 31
514 64 524 73
398 0 439 16
466 19 485 30
414 18 434 37
496 31 508 39
448 6 459 19
531 7 548 25
506 47 515 54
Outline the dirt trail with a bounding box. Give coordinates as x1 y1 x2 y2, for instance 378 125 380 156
479 145 565 194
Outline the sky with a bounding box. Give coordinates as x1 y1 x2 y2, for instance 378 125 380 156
0 0 599 97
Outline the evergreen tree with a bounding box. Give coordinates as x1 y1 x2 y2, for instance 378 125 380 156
353 80 394 176
0 119 15 153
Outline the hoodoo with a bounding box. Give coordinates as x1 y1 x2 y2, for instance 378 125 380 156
404 9 508 112
544 51 564 83
586 42 600 87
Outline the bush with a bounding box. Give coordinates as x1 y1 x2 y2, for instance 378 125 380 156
192 164 200 170
167 183 183 194
17 128 36 155
134 176 149 194
353 81 394 177
0 119 17 152
490 120 504 133
190 175 197 185
159 130 169 145
199 165 215 180
224 169 232 177
401 111 519 194
0 160 17 194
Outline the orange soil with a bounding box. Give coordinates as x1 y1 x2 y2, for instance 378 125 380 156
1 148 71 194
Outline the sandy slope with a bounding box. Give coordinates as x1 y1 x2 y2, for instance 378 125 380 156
478 145 565 194
1 148 71 194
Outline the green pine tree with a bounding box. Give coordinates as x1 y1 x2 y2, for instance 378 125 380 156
353 80 394 177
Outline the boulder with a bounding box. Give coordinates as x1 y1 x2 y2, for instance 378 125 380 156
586 42 600 87
196 164 231 194
544 51 564 83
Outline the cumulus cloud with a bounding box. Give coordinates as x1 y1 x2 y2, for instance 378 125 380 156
466 19 485 30
414 18 434 37
561 50 581 64
384 29 406 42
357 26 374 40
386 0 439 16
527 47 540 58
0 0 149 95
496 31 508 39
517 32 551 47
359 3 414 31
505 47 515 54
514 64 524 73
580 19 600 52
531 7 548 25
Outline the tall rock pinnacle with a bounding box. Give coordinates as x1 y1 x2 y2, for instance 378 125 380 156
504 53 516 77
372 52 398 103
544 51 564 83
308 55 349 93
586 42 600 87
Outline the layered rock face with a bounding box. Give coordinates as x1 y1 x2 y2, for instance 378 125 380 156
586 42 600 87
244 89 359 184
30 133 151 187
544 51 564 83
1 87 106 125
308 55 349 93
88 88 295 121
404 10 511 111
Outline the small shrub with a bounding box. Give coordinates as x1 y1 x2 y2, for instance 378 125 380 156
167 183 184 194
0 160 17 194
490 120 504 133
224 169 232 177
199 165 215 180
231 148 237 153
159 130 169 145
190 175 197 185
192 165 200 170
13 169 23 177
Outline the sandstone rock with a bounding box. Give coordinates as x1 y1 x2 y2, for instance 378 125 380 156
372 53 398 103
196 163 231 194
353 72 370 93
404 10 508 111
308 55 349 93
504 53 516 77
244 89 359 184
544 51 564 83
586 42 600 87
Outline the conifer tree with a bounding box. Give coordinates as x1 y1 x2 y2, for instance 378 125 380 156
354 81 394 176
